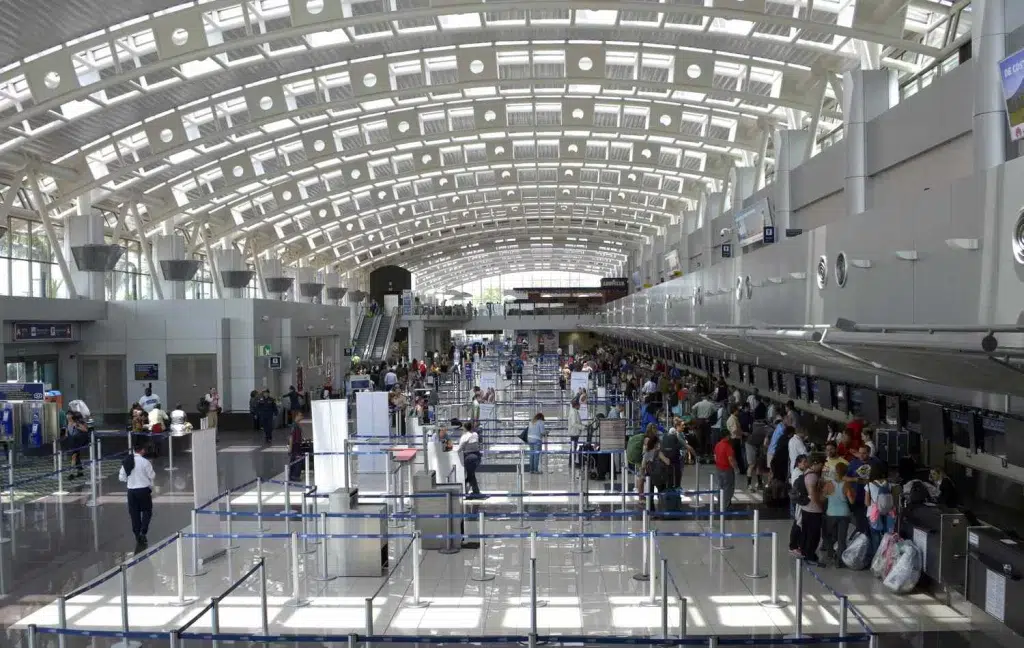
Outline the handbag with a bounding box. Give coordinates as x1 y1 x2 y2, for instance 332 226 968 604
518 427 529 443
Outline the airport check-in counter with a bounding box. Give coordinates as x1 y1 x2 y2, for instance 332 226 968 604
901 503 967 593
966 526 1024 633
412 469 464 550
327 487 388 576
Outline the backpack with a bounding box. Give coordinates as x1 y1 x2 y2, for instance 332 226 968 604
790 473 811 507
197 397 210 416
661 433 682 463
626 433 646 466
873 482 895 515
646 452 673 489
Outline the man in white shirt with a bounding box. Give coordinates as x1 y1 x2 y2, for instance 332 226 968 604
641 376 658 395
119 442 156 548
384 368 398 390
148 404 168 432
788 427 809 475
139 386 161 413
692 395 716 420
747 389 760 411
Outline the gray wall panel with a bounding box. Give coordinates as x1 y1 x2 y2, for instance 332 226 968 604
791 142 845 210
793 191 844 232
870 134 973 210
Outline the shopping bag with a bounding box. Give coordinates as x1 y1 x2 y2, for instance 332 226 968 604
518 428 529 444
841 533 871 570
883 541 923 593
871 533 899 579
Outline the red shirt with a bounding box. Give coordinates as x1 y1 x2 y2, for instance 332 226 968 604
714 437 735 470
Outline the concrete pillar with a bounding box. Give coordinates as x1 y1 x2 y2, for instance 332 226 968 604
408 319 425 363
214 249 253 298
705 191 724 265
843 69 897 215
731 166 757 214
63 199 105 300
974 0 1008 170
152 234 192 299
772 130 811 237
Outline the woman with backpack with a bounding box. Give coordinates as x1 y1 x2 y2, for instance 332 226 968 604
865 464 897 554
641 435 672 510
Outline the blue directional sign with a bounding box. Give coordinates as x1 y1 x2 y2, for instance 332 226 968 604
0 383 45 401
763 226 776 244
721 243 732 259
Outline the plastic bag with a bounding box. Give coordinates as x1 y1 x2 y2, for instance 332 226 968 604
883 542 923 593
842 533 871 570
871 533 899 579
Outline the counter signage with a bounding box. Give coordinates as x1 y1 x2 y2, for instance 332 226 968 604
1000 47 1024 141
0 383 45 401
13 322 74 341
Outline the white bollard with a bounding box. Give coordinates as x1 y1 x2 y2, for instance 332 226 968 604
165 435 176 472
745 509 767 578
255 478 269 532
760 532 786 608
285 531 310 607
472 512 495 580
171 532 194 606
410 531 430 607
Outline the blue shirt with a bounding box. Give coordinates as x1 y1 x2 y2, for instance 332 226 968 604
767 423 786 455
527 420 545 443
845 457 881 505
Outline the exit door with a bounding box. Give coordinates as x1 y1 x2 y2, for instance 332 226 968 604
167 354 217 413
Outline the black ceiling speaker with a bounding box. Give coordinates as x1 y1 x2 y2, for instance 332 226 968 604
71 244 125 272
264 277 294 294
221 270 255 289
834 318 858 332
326 287 348 301
159 259 201 282
299 282 325 299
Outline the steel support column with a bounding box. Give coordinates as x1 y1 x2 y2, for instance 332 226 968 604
29 173 78 300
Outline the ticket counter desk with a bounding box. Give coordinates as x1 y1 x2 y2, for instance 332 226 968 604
966 525 1024 635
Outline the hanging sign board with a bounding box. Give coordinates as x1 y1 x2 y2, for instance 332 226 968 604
13 322 74 341
134 363 159 381
0 383 45 401
763 225 776 244
1000 47 1024 141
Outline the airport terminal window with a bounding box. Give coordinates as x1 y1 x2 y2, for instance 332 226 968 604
107 240 152 301
1 217 64 298
187 257 215 300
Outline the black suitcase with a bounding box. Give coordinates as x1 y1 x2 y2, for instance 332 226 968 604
764 478 788 508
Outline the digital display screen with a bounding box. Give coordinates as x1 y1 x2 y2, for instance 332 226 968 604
734 198 773 247
834 384 848 412
796 376 809 400
850 388 880 424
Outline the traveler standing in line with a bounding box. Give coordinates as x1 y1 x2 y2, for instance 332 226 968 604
788 454 809 554
865 464 897 555
713 432 738 510
822 460 854 567
147 402 168 433
567 397 584 457
204 387 221 429
455 422 485 499
765 407 787 473
798 457 826 566
788 426 810 474
139 385 161 413
249 390 260 433
526 413 546 474
285 386 302 423
119 441 156 550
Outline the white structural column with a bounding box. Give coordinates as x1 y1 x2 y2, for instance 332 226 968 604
973 0 1008 170
705 191 725 265
651 235 665 283
153 235 189 299
731 166 757 214
843 69 897 216
408 319 425 363
62 195 103 300
772 130 811 237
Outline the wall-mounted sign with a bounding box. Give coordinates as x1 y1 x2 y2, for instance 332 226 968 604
721 243 733 258
1000 47 1024 141
343 347 354 357
268 355 282 370
763 226 776 244
0 383 45 401
13 322 74 342
134 363 159 381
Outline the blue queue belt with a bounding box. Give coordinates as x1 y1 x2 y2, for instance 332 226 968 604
4 449 128 491
177 530 776 541
194 508 751 521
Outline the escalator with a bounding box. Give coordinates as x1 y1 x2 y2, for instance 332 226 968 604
352 312 379 358
369 311 396 363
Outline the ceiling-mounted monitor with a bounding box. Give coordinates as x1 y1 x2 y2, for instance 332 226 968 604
735 197 774 247
817 379 834 410
834 383 849 413
850 387 881 424
918 401 947 447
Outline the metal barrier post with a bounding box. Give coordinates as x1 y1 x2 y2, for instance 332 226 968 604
364 597 374 635
27 624 36 648
678 597 688 639
169 630 179 648
644 475 652 511
708 637 718 648
472 512 495 580
260 558 269 636
660 558 669 638
285 531 310 607
633 517 650 581
211 598 220 648
869 635 879 648
839 595 848 648
185 509 208 577
714 489 731 551
85 437 98 508
54 441 67 496
410 531 431 606
172 532 194 606
301 489 315 554
284 478 292 534
304 452 311 490
572 510 591 554
120 565 130 638
691 462 702 508
646 531 657 605
620 452 628 511
786 557 806 639
313 511 335 582
165 434 176 472
529 549 539 640
707 475 715 530
761 532 785 608
745 510 767 578
439 492 460 554
223 495 239 551
6 447 17 517
255 477 269 531
57 594 66 648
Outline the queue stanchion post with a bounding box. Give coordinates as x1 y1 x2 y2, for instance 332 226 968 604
582 462 596 513
185 509 208 577
313 511 336 582
707 475 715 531
744 510 767 578
223 494 239 551
410 531 431 606
54 441 68 497
255 477 269 532
364 597 374 635
57 594 66 648
301 488 315 554
620 451 628 511
838 595 848 648
171 532 195 606
211 598 220 648
284 478 292 534
691 462 702 508
784 557 806 639
112 565 140 648
678 597 688 639
644 476 653 512
439 492 460 554
259 558 269 636
165 433 176 472
641 530 658 606
304 452 311 490
285 531 310 607
713 489 731 551
760 532 786 608
5 446 17 517
85 436 98 508
660 557 669 638
572 508 591 554
27 624 36 648
472 512 495 581
708 637 718 648
521 531 547 608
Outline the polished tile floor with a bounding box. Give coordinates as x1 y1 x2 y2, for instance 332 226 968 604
5 428 1020 648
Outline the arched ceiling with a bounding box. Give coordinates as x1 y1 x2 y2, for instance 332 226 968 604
0 0 968 289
